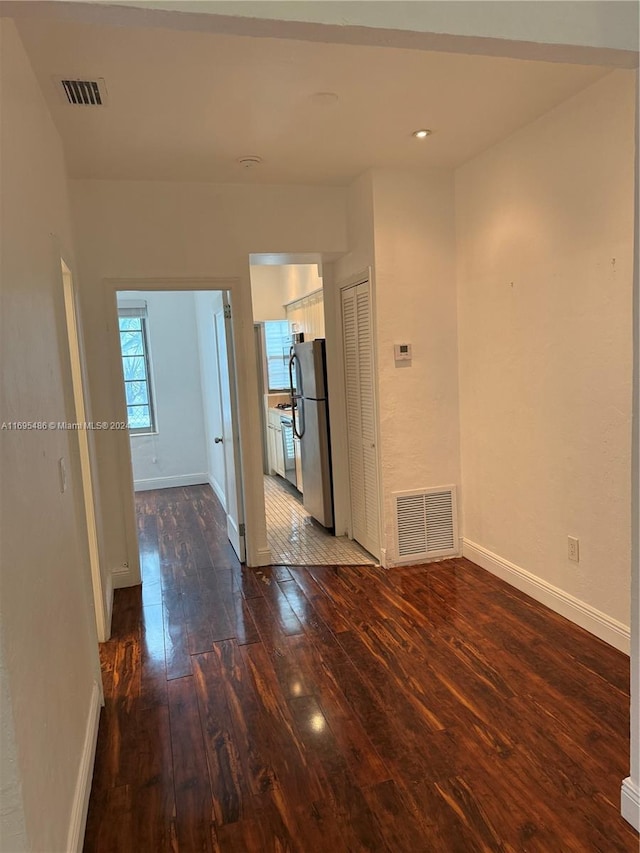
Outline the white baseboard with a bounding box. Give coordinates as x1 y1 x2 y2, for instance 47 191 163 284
66 680 101 852
621 777 640 831
133 473 208 492
111 566 139 590
251 545 272 567
208 474 227 510
462 539 630 653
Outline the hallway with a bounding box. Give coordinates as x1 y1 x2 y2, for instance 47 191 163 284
83 486 636 851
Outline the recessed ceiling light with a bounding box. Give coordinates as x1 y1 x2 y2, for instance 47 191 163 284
412 129 432 139
237 156 263 169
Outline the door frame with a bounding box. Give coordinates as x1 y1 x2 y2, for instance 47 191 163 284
102 276 267 579
214 294 246 561
60 258 110 641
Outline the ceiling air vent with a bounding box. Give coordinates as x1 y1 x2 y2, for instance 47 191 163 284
394 486 458 563
55 77 108 106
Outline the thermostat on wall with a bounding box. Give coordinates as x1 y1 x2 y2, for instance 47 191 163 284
394 343 412 361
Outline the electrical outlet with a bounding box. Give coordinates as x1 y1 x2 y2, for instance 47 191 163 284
568 536 579 562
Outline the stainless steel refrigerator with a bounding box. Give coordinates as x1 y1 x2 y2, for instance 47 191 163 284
289 339 334 529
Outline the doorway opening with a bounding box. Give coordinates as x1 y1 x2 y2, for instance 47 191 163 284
115 287 246 595
250 258 376 566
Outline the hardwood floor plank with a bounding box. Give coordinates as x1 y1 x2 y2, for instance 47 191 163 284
269 634 317 700
110 585 142 638
287 567 351 634
258 781 347 853
204 589 236 643
167 676 217 852
135 706 178 852
362 778 440 853
287 694 389 852
98 638 117 699
83 784 134 853
241 642 327 805
162 587 192 679
192 651 250 825
138 523 164 605
286 636 391 788
235 565 268 600
210 640 276 797
228 594 261 646
182 590 217 655
109 635 141 789
245 594 298 650
140 603 167 709
214 817 273 853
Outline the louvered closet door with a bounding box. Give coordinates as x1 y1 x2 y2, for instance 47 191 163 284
341 281 380 558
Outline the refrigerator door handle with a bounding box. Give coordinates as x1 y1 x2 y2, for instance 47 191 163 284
289 352 305 438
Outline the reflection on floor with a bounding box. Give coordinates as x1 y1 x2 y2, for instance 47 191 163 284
264 474 376 566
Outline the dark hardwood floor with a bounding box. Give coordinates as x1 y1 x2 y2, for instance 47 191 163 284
84 484 637 852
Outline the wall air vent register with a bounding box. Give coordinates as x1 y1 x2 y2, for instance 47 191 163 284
394 486 458 563
54 77 108 106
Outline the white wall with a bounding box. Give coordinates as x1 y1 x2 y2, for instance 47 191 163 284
331 169 461 561
331 172 376 536
0 18 102 852
456 70 636 647
250 263 322 321
282 264 323 304
117 290 209 490
69 179 347 573
372 168 462 565
194 289 227 507
0 659 28 851
250 265 288 321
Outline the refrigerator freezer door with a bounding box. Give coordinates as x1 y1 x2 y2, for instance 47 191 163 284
300 399 333 528
294 340 327 400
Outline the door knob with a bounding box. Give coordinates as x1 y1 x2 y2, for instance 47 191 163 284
214 436 223 444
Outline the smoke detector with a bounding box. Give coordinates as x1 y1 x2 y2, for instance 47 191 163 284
54 76 108 106
237 156 263 169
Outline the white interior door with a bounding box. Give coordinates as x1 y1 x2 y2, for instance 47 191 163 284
214 295 246 561
341 280 380 558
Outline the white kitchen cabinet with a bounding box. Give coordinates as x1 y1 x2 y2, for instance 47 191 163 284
267 410 285 478
285 289 325 340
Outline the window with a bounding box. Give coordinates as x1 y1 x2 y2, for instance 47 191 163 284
118 303 156 433
264 320 291 392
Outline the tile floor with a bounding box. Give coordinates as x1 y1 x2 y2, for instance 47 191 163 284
264 474 377 566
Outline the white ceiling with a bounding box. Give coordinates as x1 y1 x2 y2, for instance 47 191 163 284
14 12 611 184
